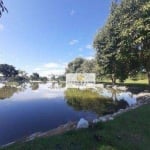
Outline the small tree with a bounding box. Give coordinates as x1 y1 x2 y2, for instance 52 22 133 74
30 73 40 81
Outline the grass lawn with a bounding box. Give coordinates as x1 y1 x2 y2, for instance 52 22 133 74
97 78 148 85
1 104 150 150
124 78 148 84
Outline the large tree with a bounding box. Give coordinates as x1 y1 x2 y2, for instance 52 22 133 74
94 0 150 85
118 0 150 84
0 64 18 78
65 57 102 80
65 57 85 73
80 59 98 73
94 0 124 84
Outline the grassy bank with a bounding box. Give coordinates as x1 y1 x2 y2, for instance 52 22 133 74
64 88 109 101
65 89 129 115
1 104 150 150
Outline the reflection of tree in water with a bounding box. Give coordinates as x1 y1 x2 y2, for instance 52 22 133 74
109 88 122 101
98 87 124 101
30 83 39 90
65 89 128 116
0 86 18 100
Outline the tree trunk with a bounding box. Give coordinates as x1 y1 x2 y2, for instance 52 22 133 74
147 71 150 86
111 74 116 85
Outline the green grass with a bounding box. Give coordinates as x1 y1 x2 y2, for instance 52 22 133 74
124 78 148 84
65 89 129 115
65 88 109 101
97 78 149 93
1 104 150 150
97 78 148 85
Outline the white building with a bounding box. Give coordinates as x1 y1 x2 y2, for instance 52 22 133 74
66 73 95 88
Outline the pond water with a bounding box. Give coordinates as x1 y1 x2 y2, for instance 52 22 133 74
0 83 98 146
96 87 137 106
0 83 136 146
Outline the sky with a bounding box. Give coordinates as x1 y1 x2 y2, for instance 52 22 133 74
0 0 112 76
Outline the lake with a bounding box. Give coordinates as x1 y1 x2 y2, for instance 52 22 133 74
0 82 136 146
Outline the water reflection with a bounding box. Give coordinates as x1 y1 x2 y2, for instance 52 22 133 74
65 89 129 116
30 83 39 90
97 88 137 106
0 86 18 100
0 83 138 146
0 83 98 146
0 83 27 100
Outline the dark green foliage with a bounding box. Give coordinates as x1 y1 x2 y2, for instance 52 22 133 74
0 64 18 78
30 73 48 82
40 77 48 82
65 57 101 80
94 0 150 85
30 73 40 81
66 57 85 73
9 76 28 84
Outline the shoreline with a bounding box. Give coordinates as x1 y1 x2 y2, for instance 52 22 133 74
1 92 150 148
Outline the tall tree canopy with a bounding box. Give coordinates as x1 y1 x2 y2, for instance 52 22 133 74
94 0 150 85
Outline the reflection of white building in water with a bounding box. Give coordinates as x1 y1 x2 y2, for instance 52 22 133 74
66 73 95 88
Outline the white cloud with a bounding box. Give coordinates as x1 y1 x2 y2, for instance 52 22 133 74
44 62 59 68
0 24 4 31
86 44 93 50
33 62 68 76
69 40 79 45
34 67 42 71
70 9 75 16
40 69 65 77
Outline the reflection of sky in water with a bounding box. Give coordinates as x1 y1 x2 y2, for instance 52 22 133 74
12 88 65 101
0 83 137 146
97 88 137 106
0 83 5 88
0 83 98 146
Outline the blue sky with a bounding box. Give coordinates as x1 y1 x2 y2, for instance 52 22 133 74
0 0 112 76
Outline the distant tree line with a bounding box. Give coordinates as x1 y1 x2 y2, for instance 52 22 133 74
0 64 48 83
30 72 48 82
